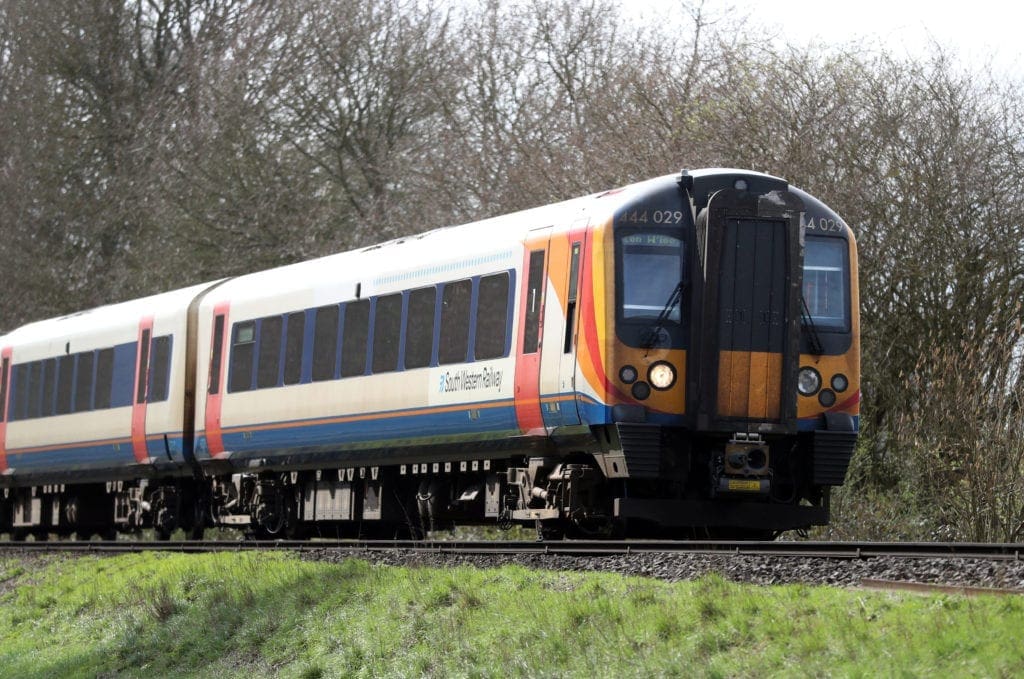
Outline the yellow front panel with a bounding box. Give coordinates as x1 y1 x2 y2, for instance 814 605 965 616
717 350 782 420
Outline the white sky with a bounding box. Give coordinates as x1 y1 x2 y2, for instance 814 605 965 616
629 0 1024 79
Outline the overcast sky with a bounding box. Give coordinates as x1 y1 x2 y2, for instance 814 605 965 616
630 0 1024 79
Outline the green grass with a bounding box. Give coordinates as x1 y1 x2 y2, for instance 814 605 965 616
0 553 1021 678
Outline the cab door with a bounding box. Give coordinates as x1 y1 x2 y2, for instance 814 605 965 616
540 226 586 429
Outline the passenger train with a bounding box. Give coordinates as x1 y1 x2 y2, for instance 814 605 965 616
0 169 859 540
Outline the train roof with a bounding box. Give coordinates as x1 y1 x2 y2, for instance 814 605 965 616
1 281 221 349
201 173 693 306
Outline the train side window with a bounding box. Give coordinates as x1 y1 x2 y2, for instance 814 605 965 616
439 280 472 365
229 321 256 392
341 300 370 377
209 314 226 395
474 273 510 360
0 356 8 422
404 287 436 369
111 343 136 407
11 363 28 421
523 250 545 354
42 358 57 416
74 352 94 412
27 361 43 419
94 348 114 409
257 317 283 389
283 311 305 385
564 242 581 353
148 335 172 402
57 354 75 414
372 294 403 373
312 305 340 382
136 328 151 404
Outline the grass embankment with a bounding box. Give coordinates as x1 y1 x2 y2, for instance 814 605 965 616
0 553 1021 678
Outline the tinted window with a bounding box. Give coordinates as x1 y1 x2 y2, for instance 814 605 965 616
523 251 545 354
11 364 27 421
341 300 370 377
475 273 510 360
94 348 114 410
209 314 225 395
312 305 340 382
111 343 136 407
439 280 472 365
136 329 151 403
57 354 74 415
0 357 7 422
74 352 94 412
372 294 402 373
229 321 255 392
27 361 42 419
404 287 435 369
149 335 171 402
565 243 581 353
283 311 305 385
257 316 283 389
41 358 56 416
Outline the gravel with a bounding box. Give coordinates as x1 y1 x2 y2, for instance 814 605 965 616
302 548 1024 591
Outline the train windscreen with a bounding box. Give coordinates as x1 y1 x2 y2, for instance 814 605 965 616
803 236 849 331
619 232 685 322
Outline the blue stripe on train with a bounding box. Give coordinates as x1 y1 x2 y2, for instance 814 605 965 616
6 435 185 473
198 402 522 460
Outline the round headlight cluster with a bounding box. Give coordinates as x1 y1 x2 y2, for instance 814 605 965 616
648 362 676 390
797 367 821 396
799 368 850 407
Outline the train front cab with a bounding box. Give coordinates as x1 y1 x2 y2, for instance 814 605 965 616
597 171 859 535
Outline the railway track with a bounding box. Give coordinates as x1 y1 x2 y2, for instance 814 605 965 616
1 539 1022 561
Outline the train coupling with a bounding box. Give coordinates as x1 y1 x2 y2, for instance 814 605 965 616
713 433 771 496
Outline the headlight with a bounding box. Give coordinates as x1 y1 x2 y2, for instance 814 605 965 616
619 365 638 384
797 367 821 396
631 382 651 401
831 373 848 392
648 362 676 390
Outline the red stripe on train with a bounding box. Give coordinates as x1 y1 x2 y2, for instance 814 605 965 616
130 317 154 463
204 301 231 458
0 347 12 472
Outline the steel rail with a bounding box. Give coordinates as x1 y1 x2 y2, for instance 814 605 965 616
0 539 1022 560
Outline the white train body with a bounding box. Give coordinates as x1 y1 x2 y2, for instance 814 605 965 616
0 171 860 538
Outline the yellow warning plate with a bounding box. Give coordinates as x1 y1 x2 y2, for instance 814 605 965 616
727 479 762 492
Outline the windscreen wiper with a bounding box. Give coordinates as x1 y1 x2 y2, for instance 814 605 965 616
800 296 824 356
643 280 685 352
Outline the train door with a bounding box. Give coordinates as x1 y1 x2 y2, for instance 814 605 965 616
696 188 802 432
514 227 551 436
0 348 10 473
131 317 154 463
539 228 586 429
